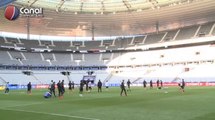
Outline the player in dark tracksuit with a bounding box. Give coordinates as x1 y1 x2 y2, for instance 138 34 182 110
180 79 185 93
50 81 56 97
120 80 127 96
61 80 65 95
143 80 147 89
27 82 32 95
127 79 131 92
79 80 84 96
150 80 153 89
68 81 75 93
97 80 102 92
156 79 160 89
86 80 89 92
57 80 62 97
71 81 75 90
160 80 163 89
68 81 72 92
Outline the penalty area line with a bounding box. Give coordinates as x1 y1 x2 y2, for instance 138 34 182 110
0 108 100 120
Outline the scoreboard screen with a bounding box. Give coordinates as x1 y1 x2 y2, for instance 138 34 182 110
82 75 96 81
82 75 96 83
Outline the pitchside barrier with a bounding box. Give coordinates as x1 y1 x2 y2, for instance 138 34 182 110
131 82 215 87
2 82 215 90
2 84 50 90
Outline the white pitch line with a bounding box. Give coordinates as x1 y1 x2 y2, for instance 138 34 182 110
0 108 100 120
1 102 44 108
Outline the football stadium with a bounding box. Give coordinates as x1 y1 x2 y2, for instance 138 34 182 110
0 0 215 120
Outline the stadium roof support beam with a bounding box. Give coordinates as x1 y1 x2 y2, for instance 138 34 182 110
209 23 215 35
122 0 132 11
91 23 95 41
20 52 27 60
160 32 168 42
193 25 201 37
6 51 13 60
100 1 105 14
80 1 84 12
141 35 147 44
26 16 30 40
56 0 66 12
28 0 39 7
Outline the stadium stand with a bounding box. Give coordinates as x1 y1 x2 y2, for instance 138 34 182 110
19 39 45 49
49 41 71 51
1 22 215 85
196 22 214 37
2 22 215 52
162 30 178 42
22 52 49 66
175 26 199 40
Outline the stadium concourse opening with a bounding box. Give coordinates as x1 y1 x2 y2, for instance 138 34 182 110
1 0 215 120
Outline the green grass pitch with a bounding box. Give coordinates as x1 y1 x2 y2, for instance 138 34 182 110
0 86 215 120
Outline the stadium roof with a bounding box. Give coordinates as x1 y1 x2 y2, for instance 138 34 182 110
14 0 188 13
0 0 215 37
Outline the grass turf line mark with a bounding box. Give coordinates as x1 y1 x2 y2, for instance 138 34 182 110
0 108 100 120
